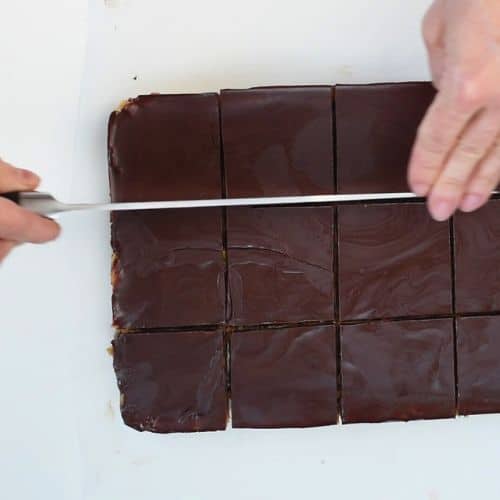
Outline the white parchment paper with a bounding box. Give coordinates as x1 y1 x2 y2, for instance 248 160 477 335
2 1 500 499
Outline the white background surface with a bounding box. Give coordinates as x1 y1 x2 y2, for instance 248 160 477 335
1 1 500 499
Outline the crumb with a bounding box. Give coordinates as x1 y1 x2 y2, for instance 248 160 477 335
106 400 115 420
115 100 130 113
111 253 119 285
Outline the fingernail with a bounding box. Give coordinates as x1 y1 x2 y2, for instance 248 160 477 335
460 193 484 213
19 168 40 187
412 183 429 196
431 200 454 221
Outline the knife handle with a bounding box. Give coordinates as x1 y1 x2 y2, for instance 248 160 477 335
0 191 62 216
1 192 20 204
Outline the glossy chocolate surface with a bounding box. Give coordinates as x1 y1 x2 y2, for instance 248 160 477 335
341 319 455 423
108 94 222 202
231 325 337 428
457 316 500 415
454 200 500 313
226 206 334 325
336 83 435 193
113 330 227 432
111 209 225 329
221 87 334 197
338 203 452 320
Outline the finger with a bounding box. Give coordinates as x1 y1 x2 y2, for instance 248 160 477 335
0 240 17 262
422 0 445 86
0 198 60 243
427 109 500 220
459 138 500 212
407 90 478 196
0 160 40 193
427 46 445 88
422 0 445 50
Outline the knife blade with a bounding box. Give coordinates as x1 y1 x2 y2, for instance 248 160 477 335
2 191 423 216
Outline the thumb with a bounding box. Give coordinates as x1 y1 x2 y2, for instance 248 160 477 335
0 160 40 193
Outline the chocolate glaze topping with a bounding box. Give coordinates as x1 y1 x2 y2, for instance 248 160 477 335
231 325 337 428
107 84 500 433
221 87 334 197
111 208 225 329
341 319 455 423
457 316 500 415
113 330 227 432
109 94 222 202
336 82 435 193
454 200 500 313
226 206 334 325
338 203 452 320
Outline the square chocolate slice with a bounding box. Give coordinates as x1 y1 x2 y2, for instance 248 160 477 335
227 206 334 325
338 203 452 320
457 316 500 415
112 208 225 329
454 200 500 313
221 87 334 197
108 93 222 201
231 325 337 428
336 82 435 193
341 319 455 423
113 330 227 433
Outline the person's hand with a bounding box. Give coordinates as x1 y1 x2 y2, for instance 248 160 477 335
0 160 60 262
408 0 500 221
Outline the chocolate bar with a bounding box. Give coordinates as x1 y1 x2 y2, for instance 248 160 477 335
338 203 452 320
231 324 337 428
108 93 222 202
341 318 455 423
336 83 435 193
113 330 227 433
226 206 334 325
112 209 225 329
454 200 500 313
457 316 500 415
221 87 334 197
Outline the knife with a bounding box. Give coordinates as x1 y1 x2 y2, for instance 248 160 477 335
1 191 424 216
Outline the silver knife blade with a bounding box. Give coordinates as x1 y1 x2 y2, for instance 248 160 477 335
89 192 422 211
19 191 422 216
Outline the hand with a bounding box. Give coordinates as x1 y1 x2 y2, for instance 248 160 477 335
408 0 500 221
0 160 60 262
